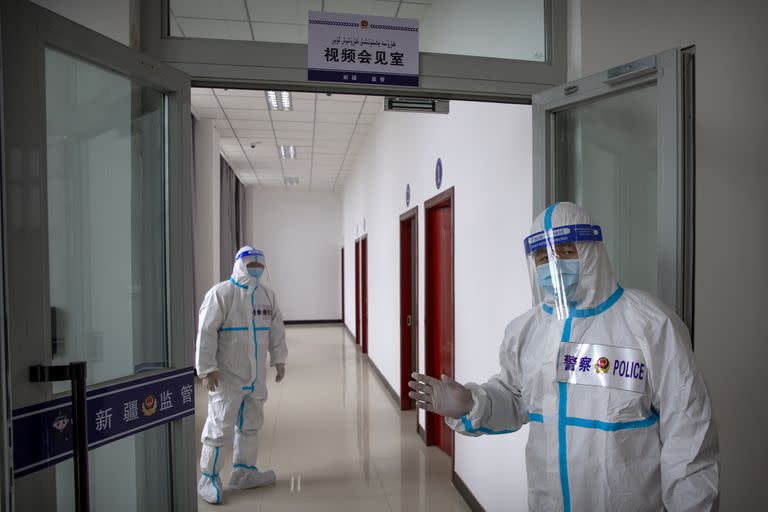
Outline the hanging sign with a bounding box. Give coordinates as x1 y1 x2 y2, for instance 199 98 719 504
12 367 195 478
308 11 419 87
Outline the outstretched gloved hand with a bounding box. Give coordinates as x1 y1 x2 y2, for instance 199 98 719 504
202 371 220 392
408 372 474 418
275 363 286 382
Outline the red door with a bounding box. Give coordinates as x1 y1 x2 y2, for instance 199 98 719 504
400 210 418 411
425 189 454 457
361 236 369 354
355 240 361 345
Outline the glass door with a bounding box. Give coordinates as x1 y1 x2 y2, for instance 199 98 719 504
1 1 195 510
533 49 694 330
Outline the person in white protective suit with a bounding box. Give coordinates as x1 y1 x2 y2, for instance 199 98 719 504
196 246 287 505
409 202 719 511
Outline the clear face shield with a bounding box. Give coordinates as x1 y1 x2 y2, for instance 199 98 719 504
524 223 603 320
237 248 272 284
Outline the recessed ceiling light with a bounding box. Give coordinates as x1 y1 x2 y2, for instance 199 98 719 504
266 90 292 111
278 145 297 160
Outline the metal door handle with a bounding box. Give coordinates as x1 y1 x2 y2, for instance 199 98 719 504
406 315 412 326
30 362 89 512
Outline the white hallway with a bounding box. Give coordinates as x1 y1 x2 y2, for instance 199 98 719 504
195 325 473 512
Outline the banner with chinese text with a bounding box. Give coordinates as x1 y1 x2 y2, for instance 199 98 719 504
308 11 419 87
12 367 195 478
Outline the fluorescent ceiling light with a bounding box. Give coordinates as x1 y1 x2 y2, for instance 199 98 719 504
279 145 297 160
266 90 292 111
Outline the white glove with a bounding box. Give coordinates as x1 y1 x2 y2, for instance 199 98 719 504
408 372 474 418
201 371 220 392
275 363 286 383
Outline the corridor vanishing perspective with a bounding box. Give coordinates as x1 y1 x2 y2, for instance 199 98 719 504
195 325 471 511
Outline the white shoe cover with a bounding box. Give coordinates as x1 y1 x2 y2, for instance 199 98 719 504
198 472 224 504
228 466 277 490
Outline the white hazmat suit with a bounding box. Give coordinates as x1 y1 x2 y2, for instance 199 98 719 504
196 246 287 504
447 203 719 511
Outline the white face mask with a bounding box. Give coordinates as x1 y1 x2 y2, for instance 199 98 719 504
537 260 580 300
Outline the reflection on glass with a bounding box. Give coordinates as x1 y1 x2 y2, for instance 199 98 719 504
45 48 167 390
555 85 658 294
169 0 546 61
53 425 171 511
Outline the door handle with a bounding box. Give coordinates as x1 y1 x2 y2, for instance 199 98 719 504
406 315 412 326
30 362 90 512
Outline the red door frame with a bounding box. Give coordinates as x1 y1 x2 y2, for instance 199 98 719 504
341 247 345 323
399 207 419 411
424 187 455 458
355 239 361 345
361 235 369 354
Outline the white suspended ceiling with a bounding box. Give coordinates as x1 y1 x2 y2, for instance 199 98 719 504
192 88 381 191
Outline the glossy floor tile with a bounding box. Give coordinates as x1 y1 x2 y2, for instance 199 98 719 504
195 325 471 511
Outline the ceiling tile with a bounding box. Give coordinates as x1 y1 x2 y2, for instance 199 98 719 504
316 100 363 114
318 93 367 102
272 121 314 133
193 107 225 119
230 119 272 130
397 2 430 21
192 95 220 109
316 112 360 124
292 92 317 101
234 129 275 138
362 101 382 114
291 99 316 112
226 109 270 121
269 110 315 123
170 0 247 20
176 19 252 40
217 95 267 110
251 22 305 44
213 88 265 97
192 87 214 96
245 0 321 25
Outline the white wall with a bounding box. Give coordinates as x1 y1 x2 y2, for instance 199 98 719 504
571 1 768 507
343 102 533 512
248 188 343 321
193 119 221 306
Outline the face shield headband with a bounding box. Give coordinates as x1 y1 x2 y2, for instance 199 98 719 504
524 224 603 255
237 249 265 261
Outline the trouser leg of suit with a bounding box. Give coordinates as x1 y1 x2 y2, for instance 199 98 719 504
229 391 276 489
198 379 244 503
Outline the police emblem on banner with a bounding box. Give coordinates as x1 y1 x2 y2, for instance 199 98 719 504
595 357 611 374
51 413 71 450
142 394 158 416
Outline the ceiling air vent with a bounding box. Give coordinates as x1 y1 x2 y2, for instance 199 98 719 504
384 97 449 114
284 176 300 186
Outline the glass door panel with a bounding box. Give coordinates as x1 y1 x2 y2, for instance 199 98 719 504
554 85 658 294
2 1 195 510
45 48 169 392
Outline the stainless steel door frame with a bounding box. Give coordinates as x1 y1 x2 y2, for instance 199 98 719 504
532 49 690 327
1 0 195 509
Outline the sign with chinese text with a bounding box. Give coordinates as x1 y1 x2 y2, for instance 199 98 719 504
12 367 195 478
308 11 419 87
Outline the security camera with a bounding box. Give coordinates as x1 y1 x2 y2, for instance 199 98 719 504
250 142 258 149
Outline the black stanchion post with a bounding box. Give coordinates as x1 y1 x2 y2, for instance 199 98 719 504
30 362 89 511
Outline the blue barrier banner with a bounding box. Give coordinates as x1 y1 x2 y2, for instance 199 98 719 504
12 367 195 478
